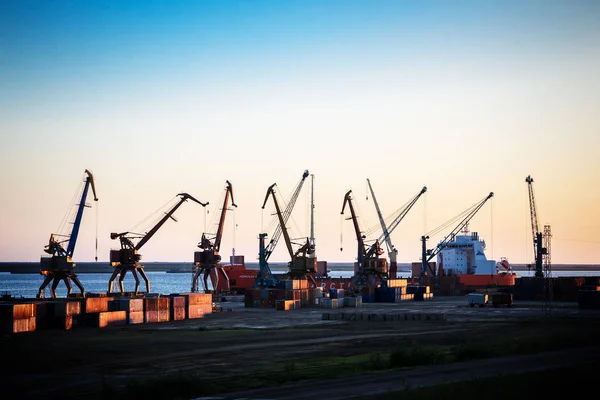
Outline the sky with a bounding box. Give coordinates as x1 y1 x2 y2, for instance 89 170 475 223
1 0 599 265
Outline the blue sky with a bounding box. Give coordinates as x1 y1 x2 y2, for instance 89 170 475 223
1 1 599 264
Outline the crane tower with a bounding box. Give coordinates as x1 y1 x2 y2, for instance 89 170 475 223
525 175 546 278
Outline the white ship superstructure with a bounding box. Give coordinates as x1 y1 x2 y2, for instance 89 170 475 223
438 227 496 275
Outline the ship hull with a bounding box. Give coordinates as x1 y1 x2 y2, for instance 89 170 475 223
457 273 517 288
214 264 352 293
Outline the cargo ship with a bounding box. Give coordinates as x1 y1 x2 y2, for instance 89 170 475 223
213 255 352 293
437 228 517 287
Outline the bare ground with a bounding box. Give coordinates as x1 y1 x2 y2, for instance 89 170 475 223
2 297 599 399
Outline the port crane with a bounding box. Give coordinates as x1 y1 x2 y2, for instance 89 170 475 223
109 193 207 295
525 175 546 278
421 192 494 278
341 190 388 293
263 177 317 287
256 170 310 288
366 179 427 278
192 181 237 293
38 169 98 298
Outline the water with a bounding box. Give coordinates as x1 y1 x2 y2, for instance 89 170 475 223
1 268 598 299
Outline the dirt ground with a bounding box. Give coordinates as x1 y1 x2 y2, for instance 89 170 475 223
2 296 599 399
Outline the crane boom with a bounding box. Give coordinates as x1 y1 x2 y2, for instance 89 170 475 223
66 169 98 257
109 192 208 295
421 192 493 276
213 180 236 252
341 190 367 264
262 170 309 262
135 193 207 250
256 170 309 287
366 179 392 255
263 184 295 260
367 180 427 260
38 169 99 298
192 181 236 293
380 186 427 245
526 176 538 234
342 189 388 291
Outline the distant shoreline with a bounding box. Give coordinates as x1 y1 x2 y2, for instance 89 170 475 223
1 261 599 274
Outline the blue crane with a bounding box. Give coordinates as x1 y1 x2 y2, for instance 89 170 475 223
38 169 98 298
256 170 309 288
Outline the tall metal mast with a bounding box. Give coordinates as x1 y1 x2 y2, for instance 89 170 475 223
309 174 316 258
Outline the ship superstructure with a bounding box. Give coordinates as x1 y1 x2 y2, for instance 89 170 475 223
438 226 497 276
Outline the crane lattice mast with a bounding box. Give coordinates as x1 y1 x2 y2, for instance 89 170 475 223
526 175 545 278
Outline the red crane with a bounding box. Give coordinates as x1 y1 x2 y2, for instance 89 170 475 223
341 190 387 293
192 181 237 293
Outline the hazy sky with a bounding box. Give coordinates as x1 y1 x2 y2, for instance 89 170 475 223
1 1 599 265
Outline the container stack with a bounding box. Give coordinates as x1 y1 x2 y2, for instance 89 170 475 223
343 296 362 307
178 292 212 319
40 299 82 330
578 278 600 309
552 277 584 301
82 296 127 328
0 303 36 333
275 299 295 311
513 277 546 300
144 297 170 323
169 295 186 321
375 279 413 302
245 279 325 310
407 285 433 301
0 291 218 335
112 298 145 324
321 297 340 309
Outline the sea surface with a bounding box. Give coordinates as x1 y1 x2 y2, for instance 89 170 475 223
0 264 598 299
